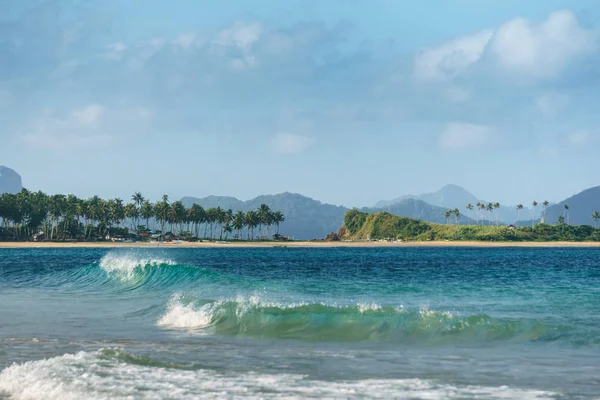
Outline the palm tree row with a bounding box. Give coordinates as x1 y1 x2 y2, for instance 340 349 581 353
458 202 501 226
457 201 575 228
0 189 285 242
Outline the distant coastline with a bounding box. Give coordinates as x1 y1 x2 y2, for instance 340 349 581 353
1 240 599 248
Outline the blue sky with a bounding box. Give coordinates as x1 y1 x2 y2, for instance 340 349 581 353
1 0 600 207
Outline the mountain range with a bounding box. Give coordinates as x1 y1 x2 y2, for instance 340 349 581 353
375 184 536 225
183 184 600 239
0 166 23 195
2 165 599 239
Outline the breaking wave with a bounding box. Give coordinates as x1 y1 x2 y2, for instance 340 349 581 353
157 294 566 343
0 349 557 400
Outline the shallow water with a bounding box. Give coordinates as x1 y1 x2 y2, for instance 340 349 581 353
0 247 599 399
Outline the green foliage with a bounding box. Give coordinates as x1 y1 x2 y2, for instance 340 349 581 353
0 189 284 242
343 211 600 242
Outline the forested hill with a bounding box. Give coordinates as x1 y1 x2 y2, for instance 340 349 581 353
0 166 23 195
181 193 471 239
181 193 347 240
545 186 600 226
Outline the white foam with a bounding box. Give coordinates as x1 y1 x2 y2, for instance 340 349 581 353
358 302 382 313
158 295 213 329
99 252 176 281
0 350 558 400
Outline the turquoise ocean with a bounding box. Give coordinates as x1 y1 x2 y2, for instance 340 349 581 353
0 247 599 399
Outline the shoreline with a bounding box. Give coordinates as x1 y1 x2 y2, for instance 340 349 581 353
0 241 599 248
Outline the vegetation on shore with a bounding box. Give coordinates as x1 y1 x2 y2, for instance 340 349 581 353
0 189 285 242
341 210 600 242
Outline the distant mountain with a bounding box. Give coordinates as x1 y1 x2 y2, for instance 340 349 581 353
364 198 470 225
0 166 23 195
181 193 475 239
375 184 479 210
375 184 529 225
181 192 347 240
545 186 600 226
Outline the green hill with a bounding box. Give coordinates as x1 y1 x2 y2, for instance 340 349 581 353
181 192 347 240
341 210 600 242
545 186 600 226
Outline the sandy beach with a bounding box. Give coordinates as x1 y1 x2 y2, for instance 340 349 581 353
1 240 599 248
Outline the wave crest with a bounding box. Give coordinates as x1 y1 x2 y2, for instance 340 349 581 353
0 350 557 400
99 253 176 281
157 295 564 343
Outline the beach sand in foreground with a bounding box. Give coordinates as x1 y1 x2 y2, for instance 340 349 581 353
0 241 599 248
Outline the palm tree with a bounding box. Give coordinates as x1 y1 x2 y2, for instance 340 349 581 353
486 203 493 226
273 211 285 235
257 204 272 239
531 201 538 229
453 208 460 226
223 209 233 239
516 204 523 227
476 202 483 225
188 204 205 238
465 204 473 226
542 201 549 224
245 210 258 240
444 210 451 225
493 202 500 226
592 211 600 229
232 211 245 240
563 204 569 225
172 201 187 234
124 203 139 232
140 200 154 232
132 192 145 208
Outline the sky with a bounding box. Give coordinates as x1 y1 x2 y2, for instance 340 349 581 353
1 0 600 207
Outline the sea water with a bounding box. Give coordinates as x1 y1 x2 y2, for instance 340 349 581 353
0 247 599 399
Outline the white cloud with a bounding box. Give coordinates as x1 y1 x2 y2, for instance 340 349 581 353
72 104 104 125
489 10 595 78
414 10 595 82
414 30 493 81
438 123 492 151
19 105 148 151
173 32 197 48
214 22 262 51
535 92 569 118
104 42 127 60
567 130 590 145
270 133 314 155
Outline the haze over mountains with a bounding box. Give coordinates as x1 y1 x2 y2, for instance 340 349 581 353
0 166 23 195
376 184 532 225
3 165 599 239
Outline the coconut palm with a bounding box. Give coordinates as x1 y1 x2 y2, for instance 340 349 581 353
563 204 569 225
542 200 549 223
140 200 154 232
257 204 272 239
516 204 523 226
493 202 500 226
453 208 460 225
124 203 139 231
232 211 245 239
531 201 538 228
476 202 483 225
592 211 600 229
245 210 258 240
486 203 494 226
273 211 285 235
465 204 473 226
444 210 451 225
188 204 205 238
